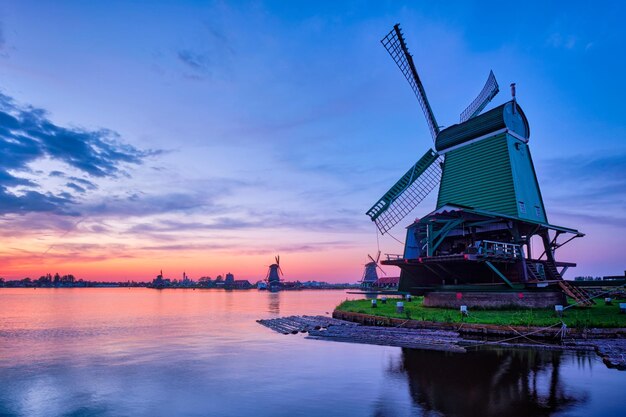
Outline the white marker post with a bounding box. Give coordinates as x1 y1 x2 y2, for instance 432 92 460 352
555 305 564 317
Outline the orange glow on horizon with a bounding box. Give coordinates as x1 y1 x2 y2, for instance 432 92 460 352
0 245 385 283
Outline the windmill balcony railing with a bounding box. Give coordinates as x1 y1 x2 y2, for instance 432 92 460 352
385 254 404 261
476 240 522 259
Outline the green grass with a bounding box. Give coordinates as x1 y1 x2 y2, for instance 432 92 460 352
336 297 626 329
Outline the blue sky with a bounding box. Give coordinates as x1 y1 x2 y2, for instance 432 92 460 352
0 1 624 280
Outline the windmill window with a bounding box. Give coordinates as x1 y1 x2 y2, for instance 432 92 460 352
519 201 526 213
535 206 541 217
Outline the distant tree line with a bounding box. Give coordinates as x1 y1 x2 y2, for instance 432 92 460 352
0 273 148 288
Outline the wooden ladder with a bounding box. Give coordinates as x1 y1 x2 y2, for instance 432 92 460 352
525 263 541 281
545 261 594 307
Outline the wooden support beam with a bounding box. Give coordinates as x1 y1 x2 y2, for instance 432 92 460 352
430 218 465 254
485 261 515 288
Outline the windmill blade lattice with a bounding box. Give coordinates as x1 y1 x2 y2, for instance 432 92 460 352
381 24 440 141
366 148 443 234
460 70 499 122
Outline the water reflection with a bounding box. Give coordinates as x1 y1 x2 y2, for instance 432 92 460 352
267 292 280 314
1 289 622 417
388 348 588 417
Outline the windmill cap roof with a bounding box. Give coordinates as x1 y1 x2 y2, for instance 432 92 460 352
435 100 530 152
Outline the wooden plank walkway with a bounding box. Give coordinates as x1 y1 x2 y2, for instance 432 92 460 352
257 315 464 352
256 315 358 335
307 326 465 353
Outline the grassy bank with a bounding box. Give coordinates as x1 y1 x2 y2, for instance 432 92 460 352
336 297 626 329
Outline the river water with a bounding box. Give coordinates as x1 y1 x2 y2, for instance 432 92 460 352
0 288 623 417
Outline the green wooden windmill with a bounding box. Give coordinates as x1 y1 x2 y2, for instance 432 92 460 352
366 24 589 307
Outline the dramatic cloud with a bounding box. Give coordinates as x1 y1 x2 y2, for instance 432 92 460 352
0 92 153 215
0 189 77 216
0 170 36 187
66 182 86 194
68 177 98 190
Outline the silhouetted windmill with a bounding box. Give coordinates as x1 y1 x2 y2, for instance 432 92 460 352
266 255 283 292
361 251 386 288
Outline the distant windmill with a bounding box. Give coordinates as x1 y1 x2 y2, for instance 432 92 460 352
361 251 386 288
266 255 283 291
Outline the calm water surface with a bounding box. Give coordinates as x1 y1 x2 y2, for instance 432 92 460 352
0 288 623 417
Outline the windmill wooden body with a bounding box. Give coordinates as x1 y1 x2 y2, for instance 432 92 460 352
361 251 386 288
366 24 590 308
266 256 283 292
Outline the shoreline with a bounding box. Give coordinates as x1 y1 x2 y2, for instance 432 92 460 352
332 310 626 339
0 285 356 290
332 310 626 370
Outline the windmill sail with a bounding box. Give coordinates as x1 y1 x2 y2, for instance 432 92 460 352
381 24 440 141
459 70 499 122
367 251 386 275
366 149 443 234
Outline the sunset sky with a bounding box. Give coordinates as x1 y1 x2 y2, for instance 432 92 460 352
0 1 624 282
